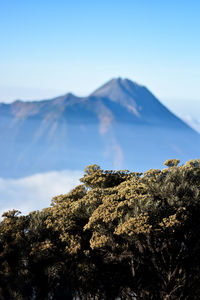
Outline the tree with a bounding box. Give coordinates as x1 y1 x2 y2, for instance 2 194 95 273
1 159 200 299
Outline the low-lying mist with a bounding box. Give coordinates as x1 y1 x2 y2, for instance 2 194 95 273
0 170 82 217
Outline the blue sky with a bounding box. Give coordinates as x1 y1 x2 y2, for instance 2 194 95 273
0 0 200 117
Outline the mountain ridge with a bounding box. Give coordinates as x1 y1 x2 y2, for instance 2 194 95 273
0 78 199 178
2 77 194 130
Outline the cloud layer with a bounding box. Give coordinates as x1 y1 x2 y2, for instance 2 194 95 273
0 170 82 217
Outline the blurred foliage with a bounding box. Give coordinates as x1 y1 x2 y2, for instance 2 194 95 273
1 159 200 299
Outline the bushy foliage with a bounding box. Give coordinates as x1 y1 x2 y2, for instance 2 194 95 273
1 159 200 299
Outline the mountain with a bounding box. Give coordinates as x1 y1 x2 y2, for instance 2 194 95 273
183 115 200 133
0 77 200 178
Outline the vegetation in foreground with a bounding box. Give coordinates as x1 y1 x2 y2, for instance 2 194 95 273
1 159 200 299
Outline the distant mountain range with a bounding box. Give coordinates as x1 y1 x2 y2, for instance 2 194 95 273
0 78 200 178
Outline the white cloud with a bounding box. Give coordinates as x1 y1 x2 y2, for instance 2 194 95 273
0 170 82 217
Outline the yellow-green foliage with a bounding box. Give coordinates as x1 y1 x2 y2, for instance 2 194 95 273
1 159 200 299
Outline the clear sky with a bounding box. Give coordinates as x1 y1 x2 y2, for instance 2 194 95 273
1 0 200 114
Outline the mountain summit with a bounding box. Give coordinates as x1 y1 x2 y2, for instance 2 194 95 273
92 78 189 128
0 78 199 178
92 78 143 100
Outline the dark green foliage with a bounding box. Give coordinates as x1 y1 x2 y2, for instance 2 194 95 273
1 159 200 299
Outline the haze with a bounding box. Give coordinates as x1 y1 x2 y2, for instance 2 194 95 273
1 0 200 213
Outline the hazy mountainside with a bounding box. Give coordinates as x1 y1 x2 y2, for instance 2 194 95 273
183 115 200 133
0 78 199 178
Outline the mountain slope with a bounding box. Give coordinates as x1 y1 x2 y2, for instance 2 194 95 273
0 78 199 178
